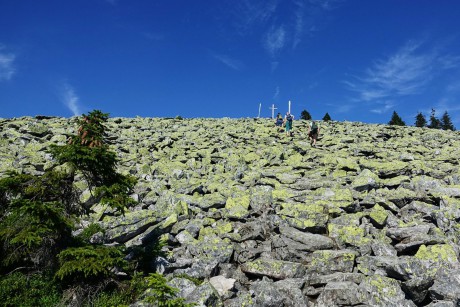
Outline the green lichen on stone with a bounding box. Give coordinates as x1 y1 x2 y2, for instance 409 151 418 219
199 221 232 239
278 202 329 230
415 244 458 263
321 154 338 167
286 153 303 168
240 292 254 307
244 152 260 163
369 204 388 227
272 188 293 200
309 250 359 275
382 175 410 187
359 159 408 176
351 169 379 190
365 275 399 304
225 194 250 219
328 224 370 246
310 188 354 211
79 189 92 203
357 264 370 275
336 157 360 171
332 169 348 178
161 213 178 229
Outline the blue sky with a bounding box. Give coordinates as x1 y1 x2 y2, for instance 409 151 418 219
1 0 460 126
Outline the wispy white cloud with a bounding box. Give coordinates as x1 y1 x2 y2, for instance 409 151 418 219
60 83 82 116
370 100 396 114
309 0 344 10
263 25 286 57
438 54 460 70
273 86 280 100
230 0 341 59
292 1 305 49
345 40 460 104
213 54 244 71
234 0 278 33
0 46 16 81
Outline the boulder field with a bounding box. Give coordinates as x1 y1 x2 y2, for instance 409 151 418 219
1 116 460 306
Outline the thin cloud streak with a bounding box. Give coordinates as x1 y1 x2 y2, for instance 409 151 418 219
370 100 396 114
60 83 82 116
213 54 244 71
292 1 305 49
345 40 460 103
273 86 280 100
309 0 344 10
0 50 16 81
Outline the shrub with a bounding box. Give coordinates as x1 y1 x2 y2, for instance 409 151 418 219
56 245 126 281
49 110 137 213
0 171 74 269
144 273 195 307
0 272 61 307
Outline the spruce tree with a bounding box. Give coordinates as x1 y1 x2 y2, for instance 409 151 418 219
300 110 312 120
388 111 406 126
322 112 331 121
441 111 455 131
414 112 427 127
428 108 441 129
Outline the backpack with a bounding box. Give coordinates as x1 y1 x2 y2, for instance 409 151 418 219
311 121 318 133
286 115 293 122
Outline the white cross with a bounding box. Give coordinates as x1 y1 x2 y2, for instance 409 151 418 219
270 104 277 119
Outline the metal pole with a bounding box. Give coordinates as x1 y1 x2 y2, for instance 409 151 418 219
288 100 291 114
258 103 261 118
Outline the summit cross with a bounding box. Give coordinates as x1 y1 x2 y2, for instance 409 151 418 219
270 104 277 119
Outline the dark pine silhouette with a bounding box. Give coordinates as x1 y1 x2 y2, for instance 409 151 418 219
414 112 427 127
388 111 406 126
300 110 312 120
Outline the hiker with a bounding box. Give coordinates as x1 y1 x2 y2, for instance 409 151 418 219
275 113 283 130
284 112 294 136
308 120 320 146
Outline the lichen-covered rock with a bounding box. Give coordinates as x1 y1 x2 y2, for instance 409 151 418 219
279 225 334 251
360 275 417 307
4 116 460 307
308 250 358 275
277 202 329 232
240 258 307 279
185 281 223 307
315 281 369 306
429 268 460 304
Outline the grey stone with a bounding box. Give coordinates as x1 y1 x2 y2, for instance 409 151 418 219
315 281 369 306
209 275 236 299
429 268 460 303
279 225 334 251
185 281 222 307
241 258 307 279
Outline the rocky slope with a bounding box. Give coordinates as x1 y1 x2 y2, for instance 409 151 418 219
1 116 460 306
